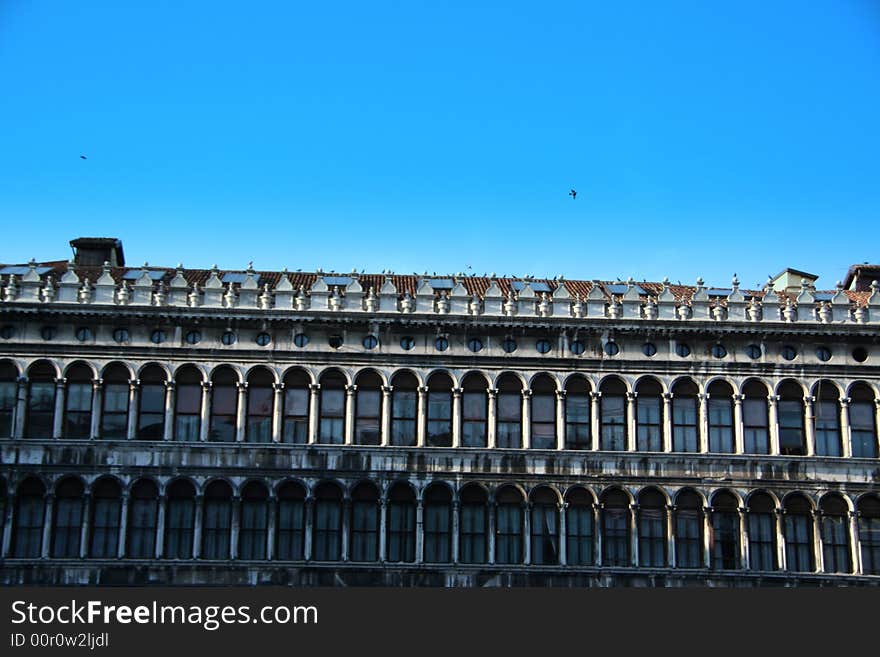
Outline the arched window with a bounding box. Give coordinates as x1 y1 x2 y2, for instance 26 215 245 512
26 361 56 438
349 483 379 562
312 483 342 561
742 380 769 454
564 377 591 450
390 372 417 447
599 378 627 451
52 477 84 557
164 479 195 559
850 384 878 458
354 371 382 446
675 489 703 568
426 372 452 447
707 381 734 453
778 380 806 456
89 478 121 558
137 365 167 440
635 378 662 452
12 477 45 558
601 489 631 567
814 381 841 457
530 376 557 449
710 491 740 570
202 481 232 559
239 482 269 560
565 488 594 565
495 486 524 564
318 371 346 445
459 484 488 564
461 374 488 448
671 379 698 452
100 364 130 439
386 483 416 563
748 492 778 571
275 482 306 560
0 362 18 438
783 494 815 572
0 478 6 548
174 366 203 442
638 488 667 567
857 495 880 575
63 363 93 439
423 484 452 563
530 487 559 565
496 374 523 449
245 368 274 443
281 370 310 444
819 494 851 573
209 368 238 443
126 479 158 558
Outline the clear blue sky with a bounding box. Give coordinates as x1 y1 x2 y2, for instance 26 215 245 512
1 1 878 290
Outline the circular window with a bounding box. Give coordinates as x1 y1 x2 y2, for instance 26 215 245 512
328 334 343 349
294 333 309 348
781 345 797 361
75 327 93 342
502 338 517 354
536 339 552 354
400 336 415 350
675 343 691 358
852 347 868 363
151 330 167 345
642 342 657 357
711 344 727 359
570 340 585 355
221 331 237 346
0 325 14 340
816 346 832 362
362 335 378 350
40 326 57 341
467 338 483 353
113 328 130 344
604 341 619 356
434 336 449 352
185 330 202 345
746 344 761 359
256 332 271 347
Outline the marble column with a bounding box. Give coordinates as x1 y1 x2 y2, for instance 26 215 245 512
451 387 462 448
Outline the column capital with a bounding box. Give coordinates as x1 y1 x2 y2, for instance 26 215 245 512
18 376 30 385
235 381 248 391
308 383 321 393
487 388 498 398
201 381 213 391
662 392 674 401
54 377 67 387
732 393 745 403
92 378 103 389
840 397 852 408
626 391 638 401
417 386 429 394
452 387 463 397
555 390 566 400
767 394 779 404
164 380 176 391
345 384 357 394
128 379 141 390
698 393 709 402
381 385 393 394
589 391 602 400
803 395 815 404
521 389 533 399
272 382 285 392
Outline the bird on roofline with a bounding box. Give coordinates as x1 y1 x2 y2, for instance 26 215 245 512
569 189 577 199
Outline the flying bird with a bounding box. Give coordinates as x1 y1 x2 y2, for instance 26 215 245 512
80 155 87 160
569 189 577 199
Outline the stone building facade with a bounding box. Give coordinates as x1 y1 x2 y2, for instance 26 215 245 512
0 238 879 586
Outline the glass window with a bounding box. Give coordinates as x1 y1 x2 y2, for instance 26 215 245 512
312 496 341 561
600 394 626 451
239 487 268 560
820 499 851 574
565 389 590 450
52 480 84 558
748 496 777 571
88 481 121 558
293 333 308 348
462 388 487 448
391 385 417 447
495 500 523 564
638 501 667 567
858 498 880 575
536 339 552 354
275 484 306 560
0 369 16 439
26 373 56 439
530 498 559 565
637 395 662 452
502 338 517 354
708 397 734 453
201 487 232 560
387 489 416 563
570 340 585 355
245 381 273 444
423 487 451 563
603 341 619 356
399 336 414 350
783 503 814 572
675 506 703 568
349 489 379 562
318 376 345 444
100 381 129 439
778 398 805 456
851 401 878 458
13 479 45 558
209 379 237 443
642 343 656 357
282 372 310 445
64 372 93 439
602 497 630 567
497 392 522 449
531 393 556 449
710 506 740 570
174 378 202 442
459 496 487 564
164 483 195 559
137 382 166 440
814 399 841 457
672 394 698 452
566 496 594 565
126 481 158 558
427 390 452 447
743 397 769 454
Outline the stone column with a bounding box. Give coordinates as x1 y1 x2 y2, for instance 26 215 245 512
41 494 55 559
739 507 750 570
14 376 28 439
230 496 241 559
626 392 638 452
702 506 712 568
812 509 823 573
265 495 276 561
875 400 880 456
487 389 498 449
79 493 91 558
235 381 247 442
555 390 566 450
155 496 166 559
523 502 532 565
803 396 816 456
308 385 320 445
415 499 424 564
52 378 66 439
303 497 314 561
840 397 852 458
381 386 392 447
126 380 139 440
378 499 387 562
416 386 428 447
341 497 351 561
162 381 175 441
732 394 745 454
667 504 676 568
767 395 780 455
451 387 462 448
487 502 496 565
629 503 639 567
593 503 602 566
850 510 862 575
90 378 103 439
117 492 129 558
775 508 786 571
451 500 460 563
521 389 532 449
344 384 356 446
698 393 709 454
193 495 204 559
662 392 673 453
590 392 601 452
271 383 284 443
1 497 15 557
558 502 568 566
199 382 212 442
